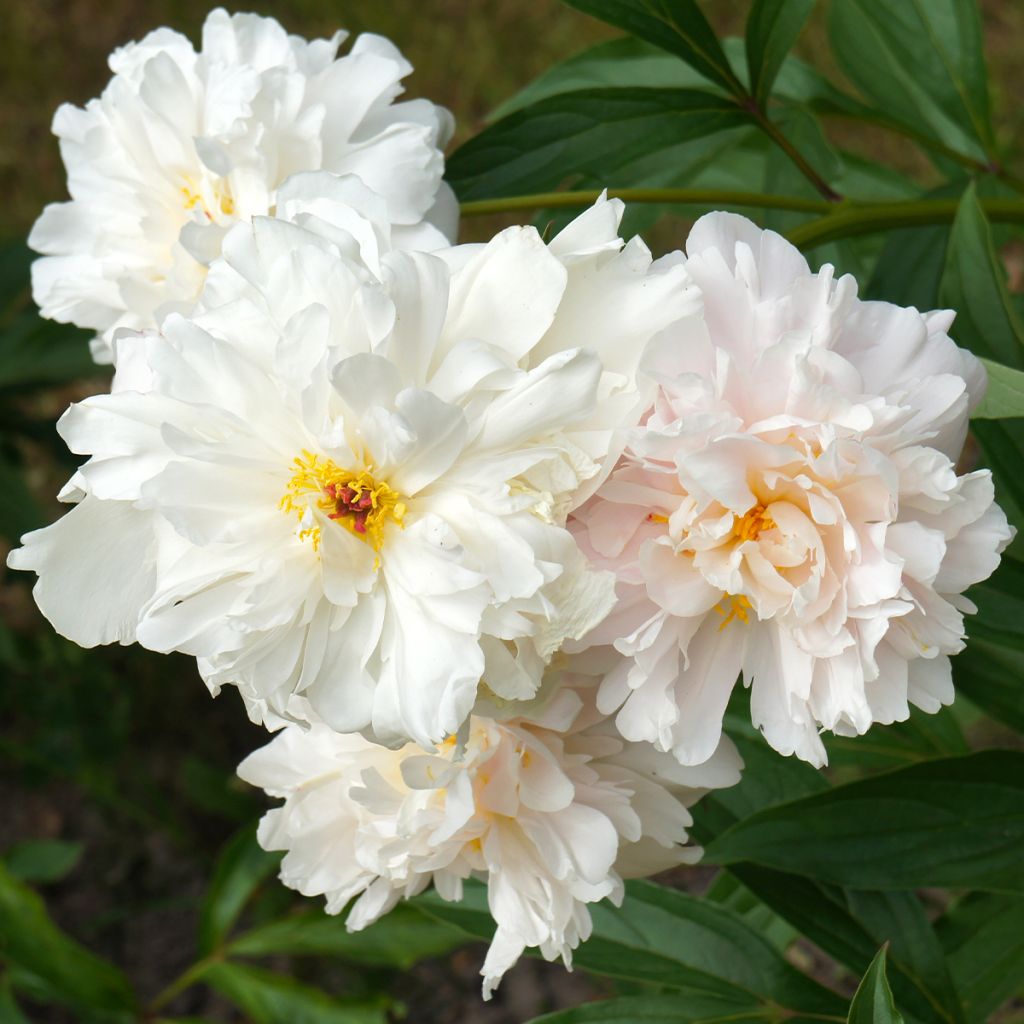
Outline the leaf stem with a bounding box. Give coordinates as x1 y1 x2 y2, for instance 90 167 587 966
145 952 221 1016
787 196 1024 249
459 188 833 218
745 103 843 202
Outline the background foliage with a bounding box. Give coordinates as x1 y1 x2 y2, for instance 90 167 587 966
2 1 1023 1021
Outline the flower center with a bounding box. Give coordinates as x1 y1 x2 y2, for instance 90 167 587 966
281 450 405 552
714 594 752 631
180 176 236 219
733 504 776 543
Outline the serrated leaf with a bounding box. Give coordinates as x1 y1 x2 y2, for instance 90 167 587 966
447 87 749 201
228 903 468 967
0 862 135 1013
202 962 386 1024
4 840 83 885
848 947 905 1024
198 823 281 955
562 0 746 96
417 879 846 1017
828 0 994 163
705 751 1024 892
746 0 815 106
941 183 1024 369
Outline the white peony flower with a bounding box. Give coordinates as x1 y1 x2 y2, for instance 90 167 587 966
237 679 742 998
9 192 700 748
572 212 1014 767
29 7 456 362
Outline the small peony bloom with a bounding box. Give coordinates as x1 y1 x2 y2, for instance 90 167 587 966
237 680 742 998
30 7 456 362
573 212 1014 767
9 191 700 748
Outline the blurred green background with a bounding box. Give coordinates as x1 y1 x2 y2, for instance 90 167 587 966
1 2 1023 1022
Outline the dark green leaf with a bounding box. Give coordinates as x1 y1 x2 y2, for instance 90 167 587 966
849 947 905 1024
0 862 135 1013
954 636 1024 734
746 0 815 106
937 893 1024 1020
3 840 83 885
228 903 468 968
971 421 1024 559
527 993 769 1023
417 879 846 1016
828 0 994 163
489 37 707 120
972 359 1024 418
198 823 281 955
941 184 1024 368
730 868 960 1024
0 978 31 1024
824 708 969 773
562 0 746 96
0 454 44 544
866 225 950 310
447 87 749 201
202 962 386 1024
706 751 1024 892
0 315 100 391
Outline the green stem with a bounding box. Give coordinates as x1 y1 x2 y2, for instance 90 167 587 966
460 188 833 218
746 104 842 203
787 196 1024 249
145 952 221 1016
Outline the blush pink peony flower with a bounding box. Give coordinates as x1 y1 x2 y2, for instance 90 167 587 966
572 212 1013 767
237 679 741 998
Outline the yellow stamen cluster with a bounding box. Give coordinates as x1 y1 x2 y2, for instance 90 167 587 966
281 450 406 554
180 179 236 218
733 504 776 543
715 594 752 631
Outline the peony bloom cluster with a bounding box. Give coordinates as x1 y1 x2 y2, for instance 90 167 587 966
239 677 741 996
572 213 1014 767
9 7 1012 999
30 8 455 362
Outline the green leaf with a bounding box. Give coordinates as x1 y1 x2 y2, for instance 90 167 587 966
0 862 135 1013
972 358 1024 418
729 868 960 1024
228 903 468 968
827 0 994 163
447 87 749 201
417 879 846 1017
824 707 969 773
848 947 905 1024
746 0 815 106
527 993 771 1023
937 893 1024 1021
705 751 1024 892
941 184 1024 368
562 0 747 96
197 823 281 955
202 962 386 1024
0 978 31 1024
0 453 44 544
954 636 1024 734
3 840 83 885
0 315 99 391
489 37 707 120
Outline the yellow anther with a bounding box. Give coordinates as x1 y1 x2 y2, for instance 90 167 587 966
733 504 775 543
281 450 405 555
715 594 752 631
